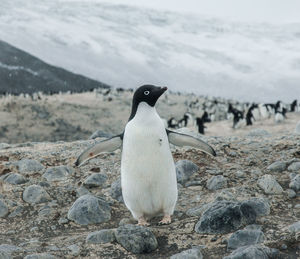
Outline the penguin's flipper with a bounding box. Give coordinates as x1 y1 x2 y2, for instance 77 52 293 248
166 129 216 157
75 133 123 166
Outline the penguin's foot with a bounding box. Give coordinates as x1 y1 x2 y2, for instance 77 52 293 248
158 215 171 225
137 217 150 226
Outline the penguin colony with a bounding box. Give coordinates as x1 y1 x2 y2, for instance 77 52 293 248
76 85 216 226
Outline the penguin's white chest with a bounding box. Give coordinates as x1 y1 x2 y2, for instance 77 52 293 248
121 102 177 219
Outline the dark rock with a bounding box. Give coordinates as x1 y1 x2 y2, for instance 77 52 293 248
83 173 107 188
170 247 203 259
0 199 9 218
22 185 50 204
115 224 157 254
43 166 74 181
195 201 256 234
176 160 199 185
67 194 111 225
227 229 265 250
223 245 278 259
110 177 123 202
240 198 270 217
206 175 227 190
86 229 116 244
3 173 27 185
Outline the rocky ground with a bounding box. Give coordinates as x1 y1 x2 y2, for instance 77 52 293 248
0 128 300 258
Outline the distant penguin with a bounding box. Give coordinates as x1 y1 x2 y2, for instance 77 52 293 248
196 117 205 134
76 85 216 226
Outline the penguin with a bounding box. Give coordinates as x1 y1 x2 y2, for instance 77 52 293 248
75 85 216 226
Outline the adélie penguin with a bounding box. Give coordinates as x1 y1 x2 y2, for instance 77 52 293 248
75 85 216 226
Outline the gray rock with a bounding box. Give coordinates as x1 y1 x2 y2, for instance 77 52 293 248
86 229 116 244
67 244 80 256
16 159 44 175
227 229 265 250
289 174 300 191
0 244 21 254
267 161 287 172
176 160 199 185
223 245 278 259
170 247 203 259
0 251 11 259
195 201 256 234
83 173 107 188
206 175 227 191
215 190 236 202
23 185 50 204
288 221 300 233
76 186 91 197
241 198 270 217
24 253 57 259
3 173 27 185
186 203 213 217
288 162 300 172
115 224 158 254
257 175 283 194
89 130 112 139
110 177 123 202
67 194 111 225
287 189 297 198
8 206 23 218
43 166 74 181
0 200 9 218
247 129 270 137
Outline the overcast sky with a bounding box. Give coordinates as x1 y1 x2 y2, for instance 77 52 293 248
98 0 300 23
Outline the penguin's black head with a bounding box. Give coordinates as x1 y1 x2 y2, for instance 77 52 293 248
128 85 167 121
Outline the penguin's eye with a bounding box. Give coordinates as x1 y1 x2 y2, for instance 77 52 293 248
144 90 150 95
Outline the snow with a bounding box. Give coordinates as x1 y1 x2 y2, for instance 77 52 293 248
0 0 300 102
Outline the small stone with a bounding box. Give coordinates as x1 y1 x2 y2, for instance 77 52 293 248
86 229 116 244
288 221 300 233
0 244 21 255
287 189 297 198
43 166 74 181
289 174 300 191
195 201 256 234
76 186 91 197
23 185 51 204
0 199 9 218
206 175 227 191
224 245 278 259
257 175 283 194
83 173 107 188
267 161 287 172
227 229 265 250
235 171 245 178
8 206 23 218
110 177 123 202
175 160 199 184
67 194 111 225
0 251 10 259
67 244 80 256
115 224 158 254
288 162 300 172
16 159 45 175
281 244 288 250
186 203 213 217
214 189 236 202
170 247 203 259
58 217 68 225
3 173 27 185
24 253 57 259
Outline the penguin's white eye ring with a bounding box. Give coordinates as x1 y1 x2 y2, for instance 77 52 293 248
144 90 150 95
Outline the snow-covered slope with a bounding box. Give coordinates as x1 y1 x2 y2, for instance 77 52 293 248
0 0 300 102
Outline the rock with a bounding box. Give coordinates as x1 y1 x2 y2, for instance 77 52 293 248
67 244 80 256
195 201 256 234
76 186 91 197
0 244 21 255
289 174 300 191
235 171 245 178
170 247 203 259
247 129 270 137
295 120 300 134
115 224 158 254
240 198 270 217
288 162 300 172
22 185 51 204
67 194 111 225
0 251 11 259
16 159 45 175
89 130 112 139
288 221 300 233
287 189 296 198
86 229 116 244
0 199 9 218
257 175 283 194
43 166 74 181
206 175 227 191
227 229 265 250
175 160 199 185
224 245 278 259
83 173 107 188
186 203 213 217
3 173 27 185
110 177 123 202
267 161 287 172
24 253 57 259
214 189 236 202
